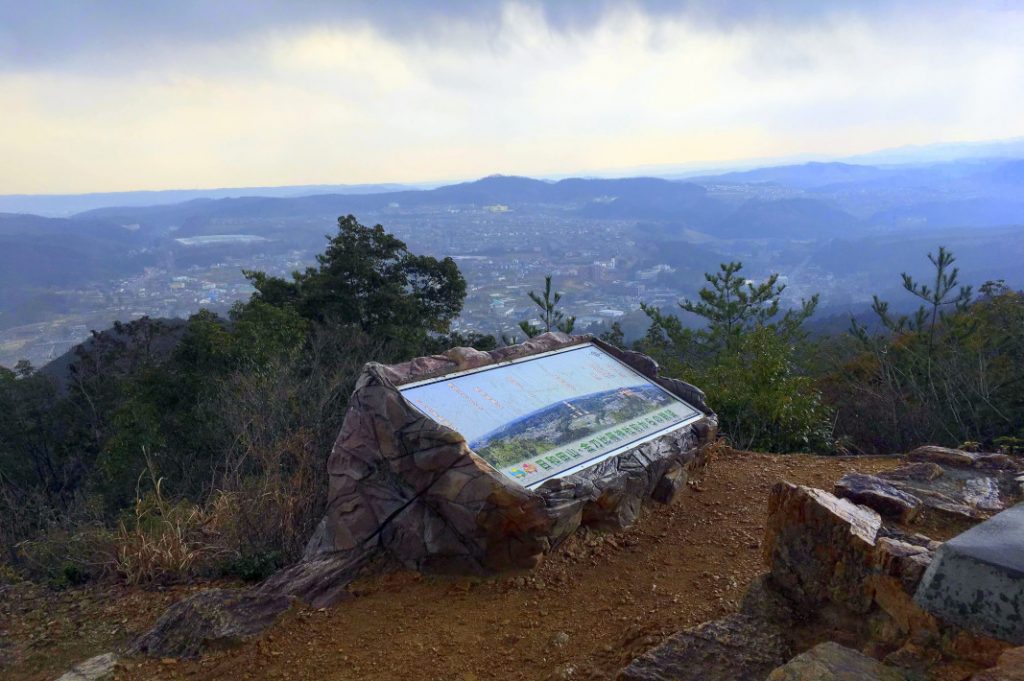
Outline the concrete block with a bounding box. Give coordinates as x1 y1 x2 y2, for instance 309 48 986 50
914 503 1024 644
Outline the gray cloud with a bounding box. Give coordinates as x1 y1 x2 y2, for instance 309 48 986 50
0 0 973 72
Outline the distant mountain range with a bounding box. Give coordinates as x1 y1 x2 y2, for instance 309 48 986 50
0 183 418 217
2 146 1022 350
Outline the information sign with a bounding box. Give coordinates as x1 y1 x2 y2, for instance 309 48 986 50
400 343 702 488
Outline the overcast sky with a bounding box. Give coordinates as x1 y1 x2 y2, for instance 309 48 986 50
2 1 1023 194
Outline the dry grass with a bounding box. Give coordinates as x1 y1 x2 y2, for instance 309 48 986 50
113 464 216 584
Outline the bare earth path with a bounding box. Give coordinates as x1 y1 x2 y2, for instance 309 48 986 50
3 450 898 681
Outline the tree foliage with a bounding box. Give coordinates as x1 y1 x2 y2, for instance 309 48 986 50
829 248 1023 452
245 214 465 352
518 275 576 338
640 261 830 452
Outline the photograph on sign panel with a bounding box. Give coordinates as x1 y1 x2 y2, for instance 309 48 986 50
399 344 700 486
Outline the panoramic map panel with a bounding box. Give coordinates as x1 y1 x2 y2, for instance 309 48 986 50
400 344 701 487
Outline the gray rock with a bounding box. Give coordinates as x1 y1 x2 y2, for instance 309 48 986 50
767 642 908 680
618 614 790 681
914 502 1024 644
880 463 945 483
835 473 923 523
964 477 1005 512
55 652 118 681
130 588 293 659
739 575 796 627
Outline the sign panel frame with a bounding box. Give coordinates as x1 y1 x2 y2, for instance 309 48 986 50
399 342 704 489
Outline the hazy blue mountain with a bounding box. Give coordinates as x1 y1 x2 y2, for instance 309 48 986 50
0 183 416 218
0 213 151 290
691 162 894 189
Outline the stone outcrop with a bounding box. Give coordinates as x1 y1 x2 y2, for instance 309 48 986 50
767 642 907 680
908 446 1023 473
876 449 1024 522
618 614 789 681
763 482 882 613
622 447 1024 681
755 472 1015 670
297 333 716 595
129 589 293 659
834 473 922 523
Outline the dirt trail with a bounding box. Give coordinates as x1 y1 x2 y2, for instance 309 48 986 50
3 450 899 681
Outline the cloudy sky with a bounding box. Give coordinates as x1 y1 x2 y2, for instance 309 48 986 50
2 1 1023 194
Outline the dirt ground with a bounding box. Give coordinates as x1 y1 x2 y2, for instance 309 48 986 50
1 450 902 681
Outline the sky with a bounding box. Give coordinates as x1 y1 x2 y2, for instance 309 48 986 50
2 0 1023 194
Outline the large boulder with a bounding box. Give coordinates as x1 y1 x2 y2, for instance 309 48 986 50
763 482 883 613
618 614 789 681
302 333 717 583
767 642 907 680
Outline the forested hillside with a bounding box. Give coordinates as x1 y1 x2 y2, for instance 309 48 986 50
2 215 1021 591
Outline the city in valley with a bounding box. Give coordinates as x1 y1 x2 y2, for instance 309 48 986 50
5 163 1022 369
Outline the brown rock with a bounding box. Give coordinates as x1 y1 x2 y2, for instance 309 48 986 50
907 445 979 468
763 482 882 613
883 642 942 678
975 454 1024 472
973 646 1024 680
834 473 923 523
874 537 932 592
651 463 687 505
767 642 907 680
618 614 789 681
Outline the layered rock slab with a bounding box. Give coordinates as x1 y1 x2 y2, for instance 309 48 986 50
914 503 1024 645
763 481 882 613
617 614 789 681
767 642 907 680
834 473 922 523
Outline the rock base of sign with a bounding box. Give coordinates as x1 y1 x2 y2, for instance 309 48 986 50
129 588 294 659
914 503 1024 645
300 333 717 589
